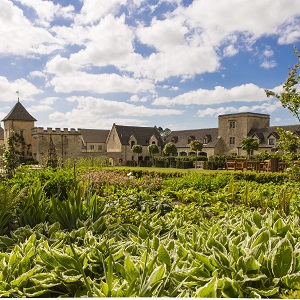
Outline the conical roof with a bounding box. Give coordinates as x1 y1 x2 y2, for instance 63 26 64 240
2 101 37 122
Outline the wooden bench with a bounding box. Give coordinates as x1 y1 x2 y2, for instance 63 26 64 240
226 158 247 171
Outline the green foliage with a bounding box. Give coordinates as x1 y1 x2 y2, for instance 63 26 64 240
1 168 300 297
190 140 203 154
2 136 19 177
163 142 177 156
147 144 159 156
276 127 300 161
17 181 50 228
0 185 21 235
242 137 259 157
132 144 142 155
265 45 300 122
1 208 300 297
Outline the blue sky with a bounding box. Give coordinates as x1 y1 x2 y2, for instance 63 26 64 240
0 0 300 131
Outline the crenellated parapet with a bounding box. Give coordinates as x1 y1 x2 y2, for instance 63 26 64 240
32 127 81 135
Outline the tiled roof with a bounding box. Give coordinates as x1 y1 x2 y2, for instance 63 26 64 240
2 101 37 122
80 129 110 143
0 127 4 140
114 125 164 146
242 124 300 148
166 128 219 148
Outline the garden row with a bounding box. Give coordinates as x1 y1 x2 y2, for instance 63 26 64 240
0 166 300 297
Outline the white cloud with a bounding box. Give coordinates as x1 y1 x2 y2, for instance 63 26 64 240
28 104 53 113
47 95 183 128
182 0 300 39
223 45 238 57
29 71 46 78
67 96 183 117
41 97 60 105
15 0 74 27
260 60 277 69
129 95 148 102
153 84 269 107
0 76 43 102
48 71 154 94
75 0 126 25
277 19 300 44
70 14 136 67
196 101 282 117
130 45 220 81
0 0 62 56
136 18 188 52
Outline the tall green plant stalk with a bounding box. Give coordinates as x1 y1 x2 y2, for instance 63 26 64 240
277 185 294 216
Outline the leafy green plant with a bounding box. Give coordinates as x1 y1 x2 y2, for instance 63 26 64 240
17 180 50 228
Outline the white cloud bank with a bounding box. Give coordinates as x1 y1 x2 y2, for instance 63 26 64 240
152 83 272 107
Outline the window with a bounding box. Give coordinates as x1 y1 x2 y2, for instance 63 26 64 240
269 138 275 145
171 136 178 143
203 137 208 144
152 141 156 144
131 141 135 148
90 145 94 150
229 121 236 129
229 137 235 145
98 145 102 151
188 135 195 144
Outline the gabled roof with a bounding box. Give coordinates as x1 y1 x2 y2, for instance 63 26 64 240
0 127 4 140
245 124 300 147
80 128 110 143
267 132 279 139
2 101 37 122
251 132 264 141
166 128 219 148
114 124 163 146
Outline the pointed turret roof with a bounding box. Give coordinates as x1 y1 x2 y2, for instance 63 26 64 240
1 101 37 122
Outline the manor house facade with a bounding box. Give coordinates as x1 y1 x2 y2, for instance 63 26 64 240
1 100 300 165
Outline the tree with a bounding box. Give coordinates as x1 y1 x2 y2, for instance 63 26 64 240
265 45 300 122
163 142 177 156
147 144 159 166
241 138 259 158
156 126 171 143
190 140 203 156
3 136 19 178
276 127 300 159
265 46 300 165
163 142 177 168
131 144 142 166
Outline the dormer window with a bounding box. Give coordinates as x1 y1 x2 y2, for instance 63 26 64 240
171 136 178 143
203 137 208 144
229 121 236 129
131 141 135 148
187 135 195 144
268 138 275 145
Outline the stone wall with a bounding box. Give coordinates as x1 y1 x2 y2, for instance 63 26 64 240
31 127 82 164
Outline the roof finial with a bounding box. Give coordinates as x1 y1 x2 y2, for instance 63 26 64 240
16 90 19 102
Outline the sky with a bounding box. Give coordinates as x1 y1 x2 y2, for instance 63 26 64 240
0 0 300 131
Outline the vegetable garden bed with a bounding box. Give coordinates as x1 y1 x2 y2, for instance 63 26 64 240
0 166 299 298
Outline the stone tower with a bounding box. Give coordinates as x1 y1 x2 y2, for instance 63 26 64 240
1 100 37 160
218 112 270 155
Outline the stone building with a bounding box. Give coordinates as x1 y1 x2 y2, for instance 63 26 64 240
0 126 4 155
1 101 36 160
166 112 274 156
106 123 164 165
1 101 300 165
